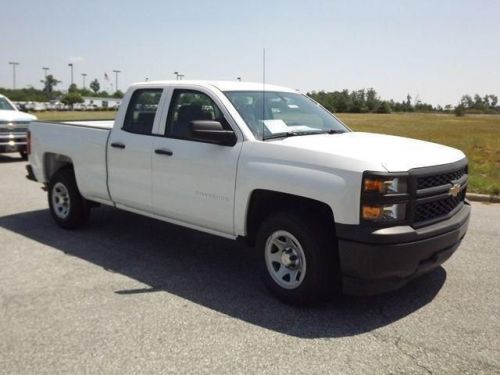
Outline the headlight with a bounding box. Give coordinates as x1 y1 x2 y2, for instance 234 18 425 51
361 173 409 224
363 176 407 194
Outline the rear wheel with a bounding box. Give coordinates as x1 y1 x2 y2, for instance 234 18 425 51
48 168 90 229
256 212 340 305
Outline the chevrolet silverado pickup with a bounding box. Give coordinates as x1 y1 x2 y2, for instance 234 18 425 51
26 81 470 304
0 94 37 159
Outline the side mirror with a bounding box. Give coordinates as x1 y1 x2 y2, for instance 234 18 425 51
190 120 237 146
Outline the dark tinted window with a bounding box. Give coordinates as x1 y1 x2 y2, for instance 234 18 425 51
166 90 229 140
123 89 163 135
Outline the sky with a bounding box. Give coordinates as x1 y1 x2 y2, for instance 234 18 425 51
1 0 499 106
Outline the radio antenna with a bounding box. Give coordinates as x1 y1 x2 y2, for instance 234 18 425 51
262 47 266 140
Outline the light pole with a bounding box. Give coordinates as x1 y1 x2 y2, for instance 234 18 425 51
42 67 49 79
236 76 242 82
81 73 87 89
9 62 20 89
68 63 74 86
178 74 184 80
113 70 121 92
173 71 179 80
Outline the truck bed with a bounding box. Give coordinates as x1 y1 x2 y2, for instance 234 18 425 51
32 120 114 129
58 120 114 129
29 120 112 204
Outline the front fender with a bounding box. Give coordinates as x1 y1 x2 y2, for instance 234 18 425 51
234 143 363 236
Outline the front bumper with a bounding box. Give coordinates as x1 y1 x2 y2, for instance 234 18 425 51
336 202 470 295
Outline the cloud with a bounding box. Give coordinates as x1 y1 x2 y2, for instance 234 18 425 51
68 57 85 63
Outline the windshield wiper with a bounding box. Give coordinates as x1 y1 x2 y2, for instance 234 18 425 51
314 129 346 135
263 129 346 141
263 131 300 140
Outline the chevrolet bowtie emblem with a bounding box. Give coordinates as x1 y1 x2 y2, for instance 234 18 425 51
449 183 461 197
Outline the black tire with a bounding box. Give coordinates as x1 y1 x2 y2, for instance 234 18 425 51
19 151 28 160
256 212 340 305
48 168 90 229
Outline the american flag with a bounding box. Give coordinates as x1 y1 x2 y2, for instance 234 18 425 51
104 73 110 81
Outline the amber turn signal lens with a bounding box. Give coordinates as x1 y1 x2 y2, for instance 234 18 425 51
364 178 386 193
362 205 383 219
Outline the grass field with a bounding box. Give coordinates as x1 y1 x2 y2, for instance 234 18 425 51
33 111 500 195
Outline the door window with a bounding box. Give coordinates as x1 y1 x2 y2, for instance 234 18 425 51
165 90 230 140
123 89 163 135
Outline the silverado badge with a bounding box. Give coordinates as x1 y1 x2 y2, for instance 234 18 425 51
449 183 461 197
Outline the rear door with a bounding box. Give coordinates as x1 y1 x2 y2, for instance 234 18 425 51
107 88 165 212
151 87 243 234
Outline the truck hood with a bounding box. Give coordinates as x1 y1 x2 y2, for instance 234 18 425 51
0 110 37 122
271 132 466 172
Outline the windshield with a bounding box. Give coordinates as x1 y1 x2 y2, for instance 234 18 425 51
0 97 15 111
224 91 348 140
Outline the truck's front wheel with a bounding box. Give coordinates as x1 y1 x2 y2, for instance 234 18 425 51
256 212 339 305
48 168 90 229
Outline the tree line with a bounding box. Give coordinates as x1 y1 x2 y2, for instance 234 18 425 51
455 94 499 115
1 80 498 115
307 89 499 116
0 74 124 107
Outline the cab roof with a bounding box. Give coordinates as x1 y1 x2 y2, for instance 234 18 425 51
129 80 298 93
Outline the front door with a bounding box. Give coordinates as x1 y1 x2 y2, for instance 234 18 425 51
151 88 242 234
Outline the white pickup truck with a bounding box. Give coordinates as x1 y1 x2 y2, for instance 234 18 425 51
27 80 470 304
0 94 37 159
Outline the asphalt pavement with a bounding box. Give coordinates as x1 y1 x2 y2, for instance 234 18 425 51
0 153 499 374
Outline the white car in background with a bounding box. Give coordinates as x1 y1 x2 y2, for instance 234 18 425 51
0 94 37 159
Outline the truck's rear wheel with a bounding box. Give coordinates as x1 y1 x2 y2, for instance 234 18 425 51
48 168 90 229
256 212 339 305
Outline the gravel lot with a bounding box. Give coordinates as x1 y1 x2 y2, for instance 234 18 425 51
0 153 499 374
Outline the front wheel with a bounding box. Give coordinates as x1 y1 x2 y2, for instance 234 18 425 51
48 168 90 229
256 212 340 305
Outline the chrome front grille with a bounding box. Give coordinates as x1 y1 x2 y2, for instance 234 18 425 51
0 121 30 134
0 127 28 133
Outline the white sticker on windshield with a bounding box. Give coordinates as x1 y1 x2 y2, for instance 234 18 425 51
289 125 316 131
263 119 289 134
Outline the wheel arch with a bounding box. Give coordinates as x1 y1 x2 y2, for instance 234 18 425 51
244 189 336 246
43 152 74 182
